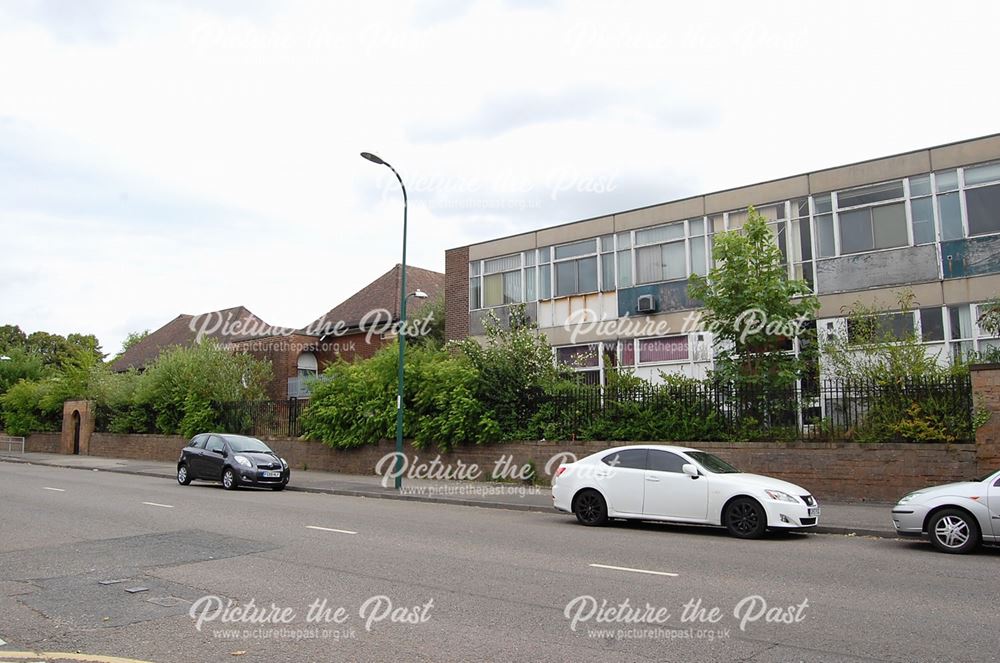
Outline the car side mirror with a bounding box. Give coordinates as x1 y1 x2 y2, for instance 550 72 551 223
213 448 225 456
682 464 699 478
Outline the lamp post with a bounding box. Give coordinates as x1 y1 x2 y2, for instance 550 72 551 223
361 151 411 490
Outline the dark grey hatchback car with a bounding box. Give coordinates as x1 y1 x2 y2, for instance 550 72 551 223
177 433 290 491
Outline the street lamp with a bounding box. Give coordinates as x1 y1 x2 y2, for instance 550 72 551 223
361 151 410 490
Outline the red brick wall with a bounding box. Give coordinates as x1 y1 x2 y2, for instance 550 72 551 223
23 432 61 453
70 432 976 503
444 246 470 343
971 364 1000 474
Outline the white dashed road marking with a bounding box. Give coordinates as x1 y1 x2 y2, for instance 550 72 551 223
42 487 65 492
589 563 679 577
305 525 357 535
141 502 174 509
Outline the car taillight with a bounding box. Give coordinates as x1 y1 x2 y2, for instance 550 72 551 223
555 466 568 478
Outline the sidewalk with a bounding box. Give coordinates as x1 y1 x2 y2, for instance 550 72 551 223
0 451 897 538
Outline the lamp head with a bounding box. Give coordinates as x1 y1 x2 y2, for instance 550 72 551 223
360 152 385 165
413 290 429 299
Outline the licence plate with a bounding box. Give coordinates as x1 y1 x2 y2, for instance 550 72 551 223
808 507 820 517
261 471 281 479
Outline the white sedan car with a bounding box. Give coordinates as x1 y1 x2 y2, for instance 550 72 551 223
552 445 820 538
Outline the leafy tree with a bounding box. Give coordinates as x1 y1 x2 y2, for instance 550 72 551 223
688 207 819 386
0 325 28 353
109 330 150 363
456 304 573 437
132 340 272 437
407 295 446 349
300 343 499 450
0 347 46 396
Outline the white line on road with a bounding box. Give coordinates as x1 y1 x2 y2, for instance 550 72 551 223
0 635 5 645
141 502 174 509
305 525 357 535
589 563 679 577
42 487 65 492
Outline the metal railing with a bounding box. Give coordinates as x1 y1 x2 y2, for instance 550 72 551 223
541 376 974 443
1 435 26 453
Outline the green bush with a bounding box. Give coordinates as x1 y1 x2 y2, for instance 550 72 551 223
300 344 500 451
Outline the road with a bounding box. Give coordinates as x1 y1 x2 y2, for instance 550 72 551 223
0 462 997 663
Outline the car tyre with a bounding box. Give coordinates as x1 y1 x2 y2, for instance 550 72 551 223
928 509 979 554
573 489 608 526
222 468 239 491
724 497 767 539
177 464 192 486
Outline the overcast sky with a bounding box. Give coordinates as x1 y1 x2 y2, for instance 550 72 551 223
2 0 998 355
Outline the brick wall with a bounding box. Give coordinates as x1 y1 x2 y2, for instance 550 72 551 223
61 432 978 503
444 246 470 343
970 363 1000 474
23 432 61 453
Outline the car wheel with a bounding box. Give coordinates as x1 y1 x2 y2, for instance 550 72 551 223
177 464 192 486
222 468 239 491
928 509 979 554
724 497 767 539
573 490 608 526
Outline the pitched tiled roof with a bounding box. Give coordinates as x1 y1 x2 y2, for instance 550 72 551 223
110 306 270 372
303 264 445 336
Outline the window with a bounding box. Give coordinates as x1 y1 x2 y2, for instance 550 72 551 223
965 184 1000 236
616 232 633 288
647 450 687 473
482 254 522 307
538 247 551 300
835 181 907 254
469 254 525 309
919 308 945 342
296 351 318 379
189 434 208 449
553 240 599 297
600 235 615 291
638 335 689 363
206 436 225 454
602 448 647 470
909 175 935 245
634 221 689 284
847 312 913 344
790 199 814 287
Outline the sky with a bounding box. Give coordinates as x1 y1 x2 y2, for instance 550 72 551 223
1 0 998 356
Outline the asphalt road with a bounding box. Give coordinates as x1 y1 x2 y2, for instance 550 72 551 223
0 462 998 663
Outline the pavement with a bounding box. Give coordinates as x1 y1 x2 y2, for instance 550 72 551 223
1 459 998 662
0 451 897 537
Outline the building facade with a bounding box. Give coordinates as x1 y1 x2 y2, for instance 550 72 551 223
444 134 1000 384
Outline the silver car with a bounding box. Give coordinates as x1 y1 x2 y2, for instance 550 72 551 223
891 469 1000 554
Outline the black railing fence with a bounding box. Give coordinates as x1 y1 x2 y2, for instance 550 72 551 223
92 375 973 444
540 376 974 443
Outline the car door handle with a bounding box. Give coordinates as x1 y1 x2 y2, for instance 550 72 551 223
646 476 660 482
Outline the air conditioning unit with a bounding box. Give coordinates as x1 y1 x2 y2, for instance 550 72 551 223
636 294 657 314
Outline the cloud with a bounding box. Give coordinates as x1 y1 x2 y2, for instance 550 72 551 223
407 85 718 143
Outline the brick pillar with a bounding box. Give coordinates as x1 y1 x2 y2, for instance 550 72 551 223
970 364 1000 474
60 400 96 455
445 246 470 343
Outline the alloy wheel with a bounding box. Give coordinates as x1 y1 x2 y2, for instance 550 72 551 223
933 515 970 549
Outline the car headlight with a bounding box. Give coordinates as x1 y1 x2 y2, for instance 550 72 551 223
280 457 288 468
234 455 253 468
764 489 799 503
897 491 924 505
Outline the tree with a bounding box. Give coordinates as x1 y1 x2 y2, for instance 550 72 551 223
0 325 27 353
456 304 573 436
109 329 150 363
979 299 1000 338
688 207 819 386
